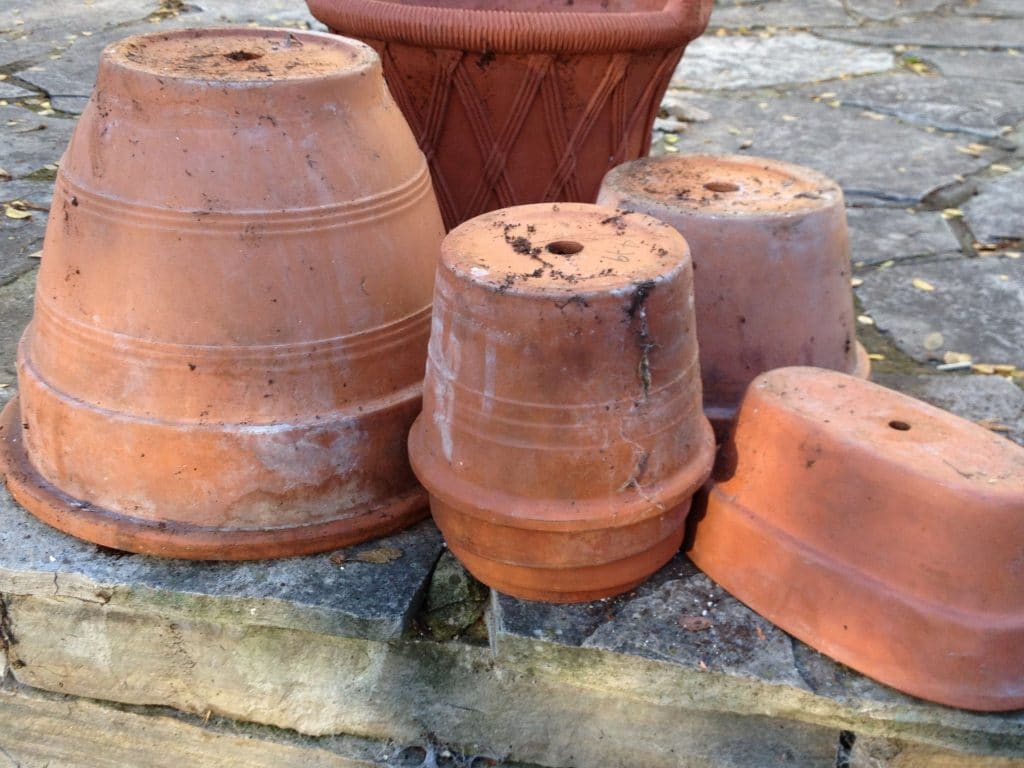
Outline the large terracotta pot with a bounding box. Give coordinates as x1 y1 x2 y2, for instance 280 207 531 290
0 28 445 559
408 203 715 603
688 367 1024 711
306 0 713 230
598 154 870 436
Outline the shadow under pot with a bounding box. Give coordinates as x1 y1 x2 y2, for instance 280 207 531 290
598 154 870 438
688 366 1024 711
305 0 714 230
408 202 716 603
0 27 446 559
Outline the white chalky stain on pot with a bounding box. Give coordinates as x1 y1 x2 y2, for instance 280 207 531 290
429 311 458 464
482 338 496 415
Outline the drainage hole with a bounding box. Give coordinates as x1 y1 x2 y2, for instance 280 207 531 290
704 181 740 193
546 240 584 256
888 420 911 431
225 50 263 62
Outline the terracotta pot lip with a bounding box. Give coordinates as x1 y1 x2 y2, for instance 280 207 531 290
103 26 379 87
601 153 844 220
409 415 715 526
441 202 690 299
307 0 711 54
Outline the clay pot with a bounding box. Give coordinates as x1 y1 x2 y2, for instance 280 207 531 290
598 154 870 435
305 0 713 230
0 28 446 559
408 203 715 603
688 366 1024 710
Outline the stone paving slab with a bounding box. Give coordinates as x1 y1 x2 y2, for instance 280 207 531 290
917 49 1024 83
963 167 1024 245
0 486 444 641
665 92 994 204
846 0 948 21
674 32 894 90
953 0 1024 16
847 206 961 265
707 0 855 29
856 254 1024 367
824 72 1024 138
823 15 1024 49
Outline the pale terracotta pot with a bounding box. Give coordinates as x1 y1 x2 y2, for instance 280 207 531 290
408 202 715 603
0 28 445 559
688 366 1024 711
598 154 870 436
306 0 713 230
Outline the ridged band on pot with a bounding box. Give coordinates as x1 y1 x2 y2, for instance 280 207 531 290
408 203 715 603
688 367 1024 711
306 0 713 230
597 154 870 436
0 28 446 559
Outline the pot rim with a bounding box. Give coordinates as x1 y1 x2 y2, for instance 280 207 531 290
306 0 712 54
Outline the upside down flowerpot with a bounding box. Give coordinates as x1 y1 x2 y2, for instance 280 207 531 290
305 0 713 230
407 203 716 602
688 367 1024 711
598 154 870 435
0 28 446 559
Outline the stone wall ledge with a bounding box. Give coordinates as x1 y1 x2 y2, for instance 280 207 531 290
0 487 1022 768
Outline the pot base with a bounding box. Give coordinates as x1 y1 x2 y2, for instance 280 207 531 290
0 397 428 560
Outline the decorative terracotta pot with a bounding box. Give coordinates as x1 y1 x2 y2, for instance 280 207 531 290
688 367 1024 711
306 0 713 230
597 154 870 436
408 203 715 603
0 28 446 559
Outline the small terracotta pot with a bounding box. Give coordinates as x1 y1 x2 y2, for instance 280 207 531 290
688 366 1024 711
408 203 715 603
0 28 446 559
597 154 870 436
306 0 713 230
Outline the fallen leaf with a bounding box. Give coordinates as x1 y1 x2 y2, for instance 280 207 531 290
868 353 886 361
781 114 798 122
943 351 972 365
861 110 886 121
993 364 1017 374
663 133 679 145
4 205 31 220
991 163 1012 174
857 315 875 326
941 208 963 219
977 420 1012 433
27 250 42 259
923 332 944 351
0 168 9 180
678 615 713 632
355 547 403 564
878 259 896 269
328 552 347 566
698 660 708 670
755 625 766 641
738 139 753 149
973 363 996 375
850 277 863 287
911 278 935 292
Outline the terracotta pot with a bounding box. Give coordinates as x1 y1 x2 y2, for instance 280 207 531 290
0 28 446 559
305 0 713 230
408 202 715 602
597 154 870 436
688 366 1024 710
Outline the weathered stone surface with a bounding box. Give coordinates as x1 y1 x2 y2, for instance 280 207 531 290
0 485 444 641
954 0 1024 17
0 269 36 395
963 167 1024 245
918 50 1024 83
873 372 1024 446
0 678 388 768
856 254 1024 366
846 206 961 265
421 551 487 642
0 106 75 179
665 93 993 203
0 216 45 290
824 16 1024 49
827 73 1024 138
851 736 1024 767
674 33 894 90
0 81 34 100
707 0 854 30
846 0 947 21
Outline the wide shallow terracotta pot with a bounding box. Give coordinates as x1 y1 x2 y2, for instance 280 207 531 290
0 28 446 559
306 0 713 230
598 154 870 435
408 202 716 602
688 366 1024 711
